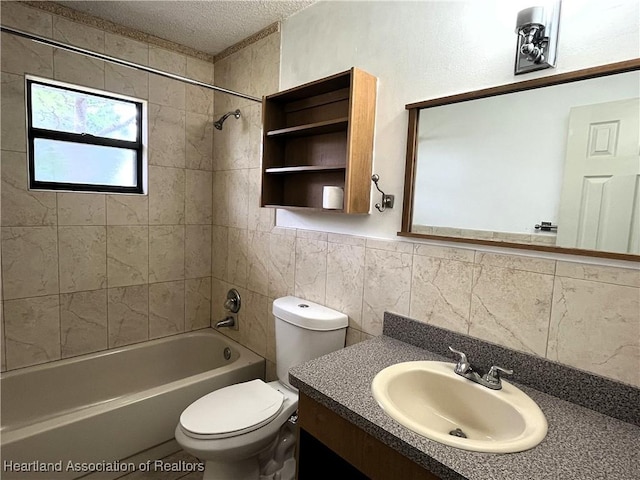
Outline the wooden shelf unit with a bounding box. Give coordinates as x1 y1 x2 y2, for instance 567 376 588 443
261 67 377 213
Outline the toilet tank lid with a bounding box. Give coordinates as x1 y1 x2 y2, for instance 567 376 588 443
273 296 348 331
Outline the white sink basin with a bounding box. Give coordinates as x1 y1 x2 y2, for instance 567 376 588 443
371 361 547 453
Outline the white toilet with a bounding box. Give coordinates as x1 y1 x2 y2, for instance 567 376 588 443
175 296 348 480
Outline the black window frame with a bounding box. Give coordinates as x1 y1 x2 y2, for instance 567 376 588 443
26 77 146 194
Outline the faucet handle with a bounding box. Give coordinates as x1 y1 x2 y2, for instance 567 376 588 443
485 365 514 386
448 346 471 374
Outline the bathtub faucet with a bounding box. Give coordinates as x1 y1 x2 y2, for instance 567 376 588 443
215 316 236 329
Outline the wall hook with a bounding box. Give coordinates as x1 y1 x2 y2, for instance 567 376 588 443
371 174 394 212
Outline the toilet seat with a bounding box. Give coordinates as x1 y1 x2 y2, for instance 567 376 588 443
180 379 284 440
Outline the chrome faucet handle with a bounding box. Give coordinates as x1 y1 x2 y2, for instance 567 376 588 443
484 365 514 386
448 346 471 374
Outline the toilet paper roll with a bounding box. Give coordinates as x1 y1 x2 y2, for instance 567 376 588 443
322 186 344 210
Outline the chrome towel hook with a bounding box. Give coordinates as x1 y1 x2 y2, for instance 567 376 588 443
371 174 394 212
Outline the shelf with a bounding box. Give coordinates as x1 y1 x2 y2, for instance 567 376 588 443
261 67 377 213
266 117 349 138
264 165 346 174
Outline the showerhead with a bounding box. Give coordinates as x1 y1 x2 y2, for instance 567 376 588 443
214 109 241 130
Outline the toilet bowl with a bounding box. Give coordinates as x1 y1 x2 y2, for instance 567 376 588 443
175 380 298 479
175 296 348 480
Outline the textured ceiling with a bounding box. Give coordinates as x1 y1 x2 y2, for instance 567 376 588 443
56 0 316 56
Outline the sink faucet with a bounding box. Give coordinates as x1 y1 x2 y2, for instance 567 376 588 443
448 347 513 390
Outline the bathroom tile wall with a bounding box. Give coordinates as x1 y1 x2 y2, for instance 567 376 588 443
212 28 640 385
0 2 214 370
208 28 639 388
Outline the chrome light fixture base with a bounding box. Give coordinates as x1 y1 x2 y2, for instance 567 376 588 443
514 1 561 75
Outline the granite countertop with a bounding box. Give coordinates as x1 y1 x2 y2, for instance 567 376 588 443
289 335 640 480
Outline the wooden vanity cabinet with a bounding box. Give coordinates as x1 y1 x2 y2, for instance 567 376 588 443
261 67 377 213
296 392 441 479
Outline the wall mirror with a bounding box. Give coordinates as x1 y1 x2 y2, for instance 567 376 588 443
400 59 640 261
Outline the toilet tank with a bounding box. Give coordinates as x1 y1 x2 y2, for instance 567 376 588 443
273 296 348 389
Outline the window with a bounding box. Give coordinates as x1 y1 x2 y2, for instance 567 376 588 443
26 76 146 194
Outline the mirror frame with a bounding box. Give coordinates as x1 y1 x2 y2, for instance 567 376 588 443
399 58 640 261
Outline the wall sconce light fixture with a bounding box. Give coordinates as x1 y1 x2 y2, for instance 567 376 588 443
514 1 561 75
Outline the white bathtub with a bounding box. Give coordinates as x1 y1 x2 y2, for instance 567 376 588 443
0 329 264 479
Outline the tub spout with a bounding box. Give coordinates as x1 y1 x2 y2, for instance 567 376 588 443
216 316 236 328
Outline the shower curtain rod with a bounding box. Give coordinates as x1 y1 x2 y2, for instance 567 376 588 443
1 25 262 103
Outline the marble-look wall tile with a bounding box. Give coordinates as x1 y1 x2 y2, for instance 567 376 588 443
186 83 214 117
469 265 553 356
247 230 270 296
186 113 214 171
108 285 149 348
105 33 149 64
211 171 229 226
149 47 186 75
555 261 640 288
149 281 185 339
105 64 149 99
53 50 105 90
227 228 248 287
149 226 185 283
268 229 296 299
104 33 149 99
148 104 186 168
213 48 252 114
0 2 52 36
413 244 475 263
266 304 276 364
53 16 104 50
149 166 185 225
1 73 26 153
266 360 277 383
345 327 363 347
2 226 59 299
185 169 213 224
149 76 185 109
249 33 280 97
60 289 107 358
410 254 473 334
248 168 275 232
327 233 366 247
1 304 5 372
1 33 53 77
186 56 214 116
474 252 556 275
295 236 327 304
58 226 107 293
106 195 149 225
1 151 57 226
186 56 213 82
211 226 228 280
239 290 268 357
57 193 106 225
326 241 365 330
106 226 148 287
185 277 211 331
225 169 249 229
296 229 327 242
244 107 262 168
52 16 105 90
185 225 212 279
362 248 412 336
548 277 640 387
4 295 60 369
365 238 414 254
